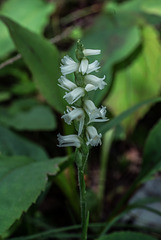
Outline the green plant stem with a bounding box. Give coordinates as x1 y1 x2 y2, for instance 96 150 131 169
78 166 87 239
76 146 89 240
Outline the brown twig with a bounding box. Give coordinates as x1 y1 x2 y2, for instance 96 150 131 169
0 54 21 70
61 4 101 25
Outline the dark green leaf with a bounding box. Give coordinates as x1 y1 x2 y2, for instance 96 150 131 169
0 105 57 131
0 155 67 235
139 119 161 181
0 15 65 113
0 125 48 161
71 14 141 105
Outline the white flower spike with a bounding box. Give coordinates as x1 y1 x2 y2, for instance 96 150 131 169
63 87 85 104
57 134 81 148
58 76 77 91
83 49 101 56
60 55 79 75
86 126 102 146
57 40 108 148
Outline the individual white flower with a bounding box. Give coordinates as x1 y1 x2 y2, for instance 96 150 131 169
60 55 79 75
86 126 102 146
62 107 85 135
84 100 108 123
83 49 101 56
57 133 81 148
86 60 100 74
63 87 85 104
58 76 77 91
84 74 107 91
79 58 88 75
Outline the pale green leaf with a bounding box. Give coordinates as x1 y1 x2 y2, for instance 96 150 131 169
119 0 161 16
0 0 55 58
106 25 161 130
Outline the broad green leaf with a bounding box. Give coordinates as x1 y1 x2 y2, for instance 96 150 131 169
0 104 57 131
0 0 55 58
118 0 161 16
106 25 161 129
138 119 161 182
98 97 161 135
0 125 48 161
98 231 157 240
0 155 67 235
7 98 39 112
71 14 141 105
0 15 65 113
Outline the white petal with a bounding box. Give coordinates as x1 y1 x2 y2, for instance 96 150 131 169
60 64 79 75
85 84 97 92
60 55 79 75
62 108 84 125
63 87 85 104
78 117 84 136
62 108 85 136
84 100 108 123
58 76 77 91
79 58 88 75
61 55 76 65
85 74 107 90
83 49 101 56
57 133 81 148
86 60 100 74
84 100 96 112
86 126 102 146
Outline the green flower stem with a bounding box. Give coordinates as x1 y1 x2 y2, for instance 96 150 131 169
75 145 89 240
78 166 87 239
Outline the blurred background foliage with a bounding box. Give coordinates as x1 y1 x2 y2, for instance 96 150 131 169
0 0 161 239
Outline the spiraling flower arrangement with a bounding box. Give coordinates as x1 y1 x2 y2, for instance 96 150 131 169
57 41 108 149
57 40 108 240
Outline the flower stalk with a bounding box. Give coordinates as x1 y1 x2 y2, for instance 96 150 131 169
57 40 108 240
